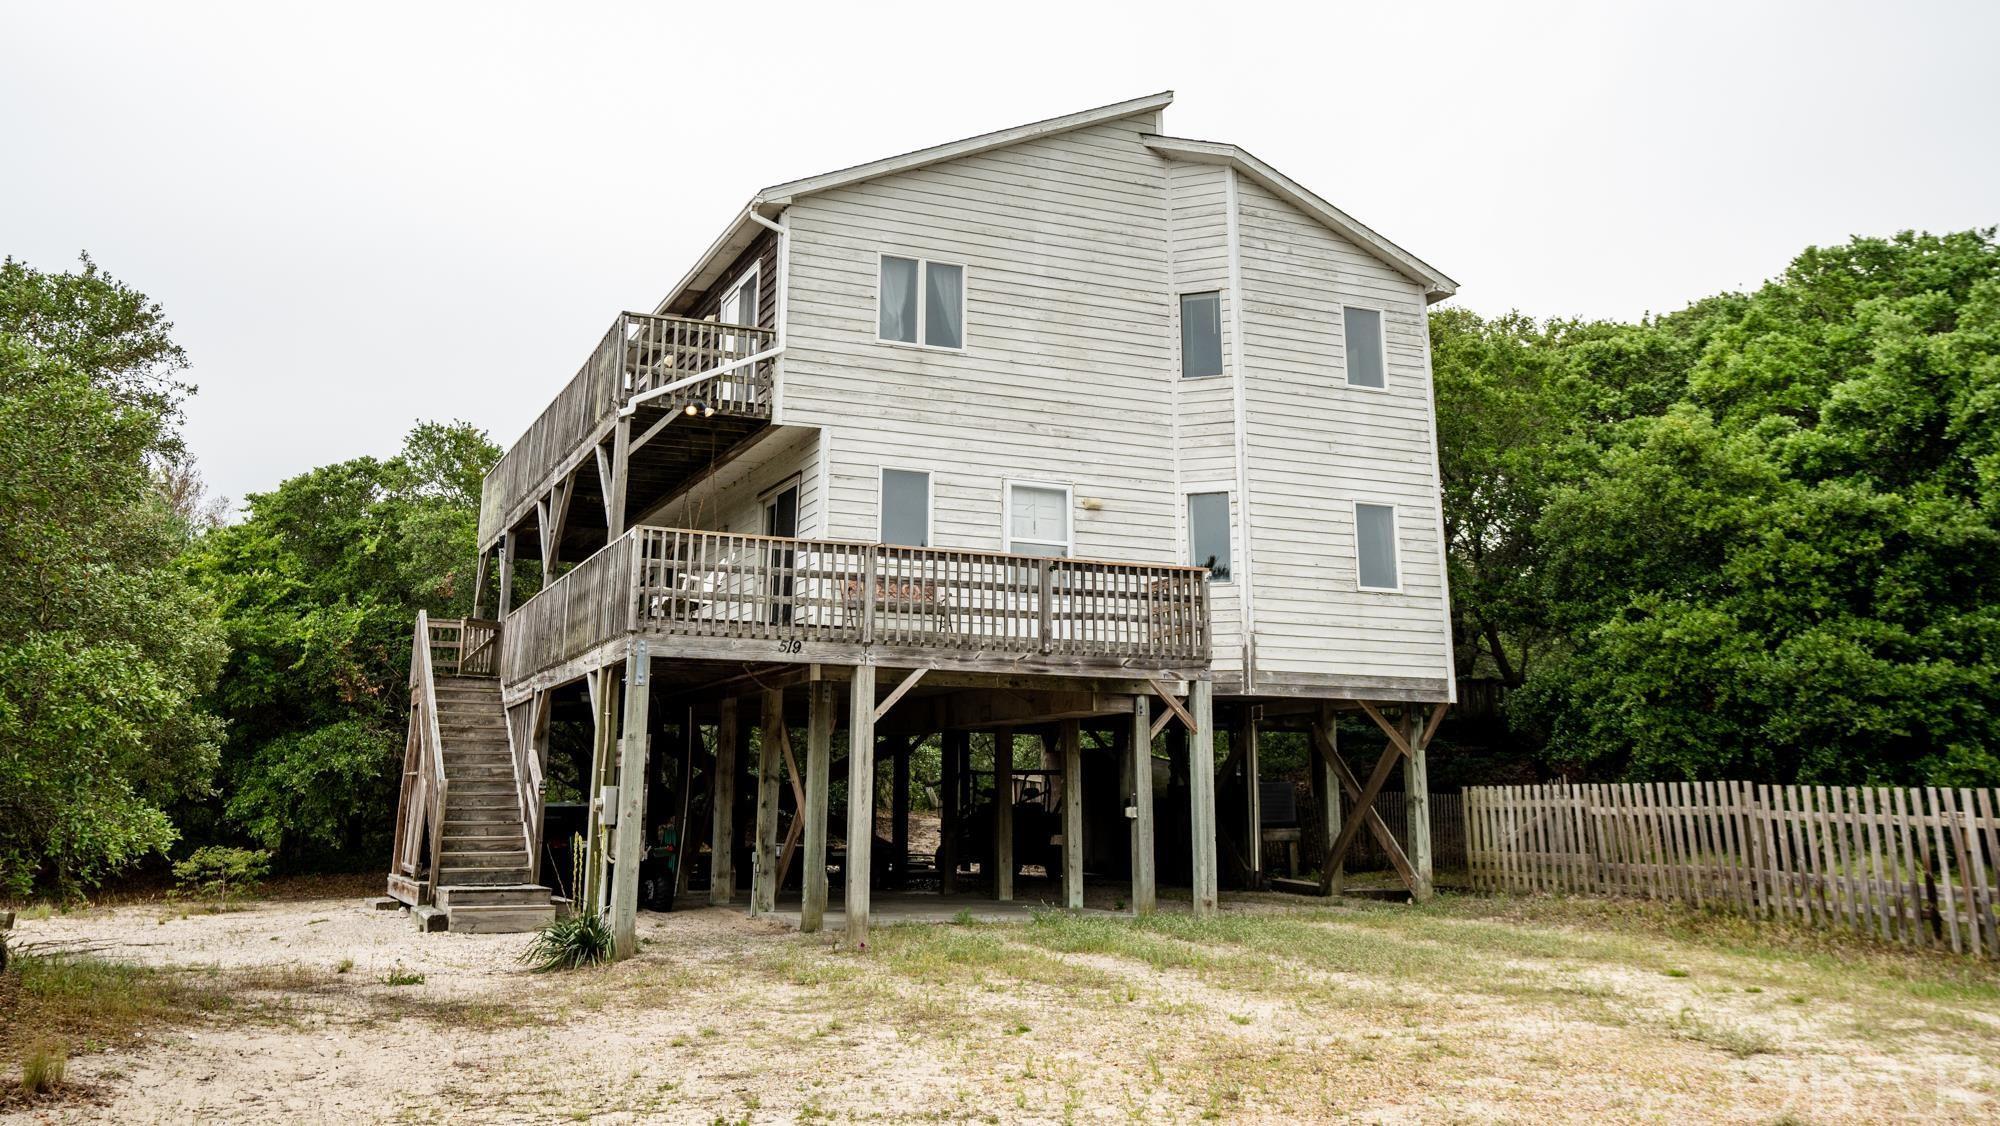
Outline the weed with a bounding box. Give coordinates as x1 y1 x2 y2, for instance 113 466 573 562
1667 1009 1775 1057
20 1040 66 1095
383 968 425 987
1663 968 1690 978
334 958 354 975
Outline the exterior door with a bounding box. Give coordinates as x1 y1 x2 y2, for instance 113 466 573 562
764 484 799 625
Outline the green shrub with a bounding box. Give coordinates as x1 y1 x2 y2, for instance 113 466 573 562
170 846 271 909
520 910 613 972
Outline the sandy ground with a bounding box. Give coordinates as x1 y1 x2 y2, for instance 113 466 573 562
7 888 2000 1123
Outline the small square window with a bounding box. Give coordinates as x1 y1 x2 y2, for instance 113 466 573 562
1355 502 1399 591
1345 306 1386 389
1187 491 1231 581
1180 292 1224 378
879 255 964 349
1006 482 1070 556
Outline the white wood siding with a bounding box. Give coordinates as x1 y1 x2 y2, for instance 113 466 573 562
633 426 821 541
780 113 1184 586
1165 160 1243 676
1234 176 1450 687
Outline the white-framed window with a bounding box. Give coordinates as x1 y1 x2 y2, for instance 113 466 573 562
718 264 759 326
1004 481 1072 557
1343 306 1387 389
1179 291 1224 378
1186 490 1232 582
1354 500 1400 591
878 467 931 547
878 254 965 350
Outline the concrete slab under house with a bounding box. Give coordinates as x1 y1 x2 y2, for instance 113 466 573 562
387 92 1458 951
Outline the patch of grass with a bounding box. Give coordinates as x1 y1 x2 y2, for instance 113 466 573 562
2 952 232 1061
1666 1008 1777 1058
334 957 354 975
383 968 425 987
19 1040 66 1095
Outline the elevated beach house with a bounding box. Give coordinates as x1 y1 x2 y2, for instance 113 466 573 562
388 92 1457 949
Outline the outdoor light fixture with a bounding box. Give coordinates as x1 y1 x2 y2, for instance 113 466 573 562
684 403 699 417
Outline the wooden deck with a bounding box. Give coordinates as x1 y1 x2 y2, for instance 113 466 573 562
499 526 1211 695
477 312 777 550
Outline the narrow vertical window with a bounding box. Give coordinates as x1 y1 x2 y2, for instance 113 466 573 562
1355 502 1399 590
1344 306 1386 388
879 256 919 343
879 468 930 547
1180 291 1224 378
925 262 964 349
1006 483 1071 556
1187 492 1231 581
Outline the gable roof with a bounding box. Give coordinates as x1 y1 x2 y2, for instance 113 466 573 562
1143 135 1457 302
656 93 1456 314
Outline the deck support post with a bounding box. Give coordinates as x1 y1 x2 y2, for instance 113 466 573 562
751 688 784 916
845 663 878 948
709 697 738 906
1060 719 1084 910
993 727 1015 902
497 532 517 620
607 418 630 540
939 730 965 895
800 680 834 932
1188 680 1218 918
1309 705 1344 894
471 549 489 619
890 734 911 890
587 669 623 915
1128 695 1156 915
1403 707 1435 902
1242 708 1262 889
609 646 652 960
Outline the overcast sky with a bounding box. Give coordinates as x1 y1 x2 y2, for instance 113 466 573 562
5 1 1994 508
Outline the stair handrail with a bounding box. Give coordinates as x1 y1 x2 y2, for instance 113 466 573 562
412 610 449 894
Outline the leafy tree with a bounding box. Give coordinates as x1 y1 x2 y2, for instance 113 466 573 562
1495 230 2000 785
185 421 497 866
0 257 226 898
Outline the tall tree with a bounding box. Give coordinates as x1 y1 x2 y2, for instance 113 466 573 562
1515 230 2000 785
0 256 226 898
185 421 497 866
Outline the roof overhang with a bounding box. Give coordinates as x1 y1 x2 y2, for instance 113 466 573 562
1142 134 1458 303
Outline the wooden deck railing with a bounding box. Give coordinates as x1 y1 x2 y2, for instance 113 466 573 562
388 611 450 904
427 616 499 677
477 313 778 544
501 527 1210 684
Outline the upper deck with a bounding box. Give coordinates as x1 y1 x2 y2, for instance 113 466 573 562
498 525 1210 699
477 311 777 553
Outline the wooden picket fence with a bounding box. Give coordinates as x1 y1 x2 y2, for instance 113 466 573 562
1464 782 2000 959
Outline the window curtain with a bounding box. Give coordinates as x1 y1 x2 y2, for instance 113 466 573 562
880 257 918 342
925 262 963 348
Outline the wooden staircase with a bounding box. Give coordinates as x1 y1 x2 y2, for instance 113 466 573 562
389 615 555 934
431 676 556 933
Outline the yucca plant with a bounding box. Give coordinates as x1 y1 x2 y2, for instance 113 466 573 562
520 909 613 972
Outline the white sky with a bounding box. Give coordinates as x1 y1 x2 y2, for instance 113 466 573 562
5 1 1994 508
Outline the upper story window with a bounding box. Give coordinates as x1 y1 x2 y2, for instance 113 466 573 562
879 255 964 349
719 266 758 326
1006 482 1071 557
1355 501 1400 591
1187 491 1231 582
1344 306 1387 389
1180 291 1224 378
879 468 931 547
